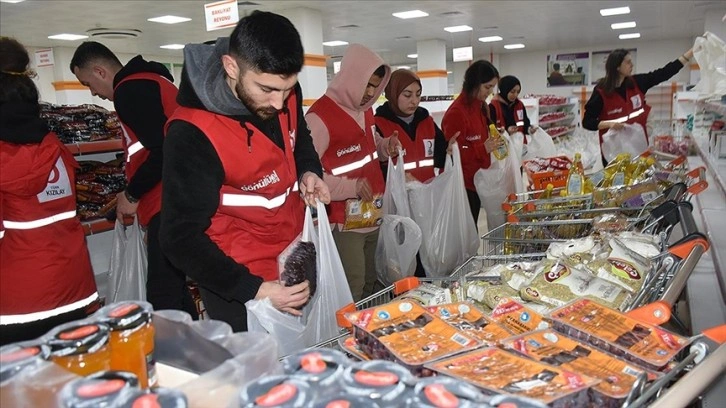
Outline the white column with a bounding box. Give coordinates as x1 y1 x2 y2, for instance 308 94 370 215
416 39 448 96
278 7 328 106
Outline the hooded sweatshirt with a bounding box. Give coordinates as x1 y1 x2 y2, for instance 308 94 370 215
160 38 322 329
306 44 393 205
112 55 177 201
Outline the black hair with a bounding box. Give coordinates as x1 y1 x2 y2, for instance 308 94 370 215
597 48 632 93
498 75 521 101
373 65 386 78
0 37 38 105
553 63 561 71
462 59 499 101
229 10 303 76
69 41 122 72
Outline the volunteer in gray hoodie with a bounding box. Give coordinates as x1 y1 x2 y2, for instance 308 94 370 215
160 11 330 331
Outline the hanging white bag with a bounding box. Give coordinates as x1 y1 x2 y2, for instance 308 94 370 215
246 200 353 356
381 148 411 218
107 217 147 303
601 123 648 163
375 215 422 286
692 32 726 98
408 144 479 277
522 127 558 161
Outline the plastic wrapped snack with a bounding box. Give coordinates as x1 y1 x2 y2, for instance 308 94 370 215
592 213 631 233
340 360 414 405
342 196 384 230
587 237 655 294
426 347 598 408
278 237 317 297
502 329 646 408
412 376 488 408
466 281 522 309
521 259 631 311
488 298 549 335
549 299 691 371
237 375 314 408
281 349 349 386
426 302 513 345
396 283 454 306
345 300 479 373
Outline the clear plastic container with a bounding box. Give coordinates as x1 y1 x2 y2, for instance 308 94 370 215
95 301 156 388
47 321 112 376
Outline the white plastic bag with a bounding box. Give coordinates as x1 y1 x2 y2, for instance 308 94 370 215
601 123 648 162
107 217 147 303
375 215 422 286
408 145 479 277
692 32 726 98
381 148 411 218
246 200 353 356
522 128 557 161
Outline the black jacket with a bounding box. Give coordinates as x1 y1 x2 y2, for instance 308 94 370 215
113 55 175 200
374 102 447 170
159 38 322 331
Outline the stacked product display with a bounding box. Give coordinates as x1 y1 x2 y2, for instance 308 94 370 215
39 103 122 144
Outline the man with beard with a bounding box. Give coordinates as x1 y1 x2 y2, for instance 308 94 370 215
160 11 330 331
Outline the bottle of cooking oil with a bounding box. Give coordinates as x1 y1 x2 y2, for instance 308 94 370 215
489 124 509 160
540 183 555 199
566 153 585 196
607 159 630 187
628 157 655 185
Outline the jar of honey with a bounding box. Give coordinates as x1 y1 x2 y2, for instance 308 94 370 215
0 342 50 383
95 301 157 388
59 370 138 408
47 322 112 376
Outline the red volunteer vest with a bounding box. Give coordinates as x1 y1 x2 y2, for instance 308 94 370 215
114 72 179 226
308 95 386 225
490 99 528 137
596 81 652 145
442 94 492 191
166 93 303 282
375 115 437 182
1 133 97 322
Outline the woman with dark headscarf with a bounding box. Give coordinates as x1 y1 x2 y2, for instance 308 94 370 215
375 69 447 182
489 75 535 137
583 46 695 157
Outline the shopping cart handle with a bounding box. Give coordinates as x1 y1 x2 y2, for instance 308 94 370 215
626 300 672 326
649 199 681 228
685 167 708 196
666 202 710 260
335 303 357 329
663 182 687 202
702 324 726 345
393 276 420 295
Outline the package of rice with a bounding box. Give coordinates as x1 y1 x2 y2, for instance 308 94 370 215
466 281 521 309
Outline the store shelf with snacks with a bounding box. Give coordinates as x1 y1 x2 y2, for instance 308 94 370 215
538 101 577 113
538 112 576 127
546 125 577 139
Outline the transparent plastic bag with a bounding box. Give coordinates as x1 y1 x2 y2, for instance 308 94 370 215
381 148 411 218
522 127 557 161
475 132 524 230
107 217 147 303
601 123 648 163
408 145 479 277
246 200 354 356
375 215 422 286
693 31 726 98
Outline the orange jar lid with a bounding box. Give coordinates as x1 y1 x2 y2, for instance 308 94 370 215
95 301 152 332
47 322 110 357
0 342 50 382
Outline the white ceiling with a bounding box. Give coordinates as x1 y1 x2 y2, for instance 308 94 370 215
0 0 722 68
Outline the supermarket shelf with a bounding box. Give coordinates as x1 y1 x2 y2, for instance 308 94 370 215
538 113 575 126
546 127 576 139
538 102 576 112
65 139 123 155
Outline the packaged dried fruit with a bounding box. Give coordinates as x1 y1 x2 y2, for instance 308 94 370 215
426 302 513 345
340 360 414 404
278 236 317 297
281 349 349 386
502 329 646 407
412 376 488 408
549 299 691 371
345 300 479 370
238 375 314 408
488 298 550 335
426 347 598 407
342 196 384 230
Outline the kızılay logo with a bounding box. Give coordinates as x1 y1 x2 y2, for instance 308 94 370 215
609 258 641 280
544 264 569 283
524 287 540 298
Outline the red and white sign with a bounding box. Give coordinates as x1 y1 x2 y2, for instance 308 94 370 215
34 48 54 67
204 0 239 32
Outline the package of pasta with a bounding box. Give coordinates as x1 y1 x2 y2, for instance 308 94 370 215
488 298 549 335
342 195 384 230
521 259 631 311
585 234 657 294
396 282 454 306
466 281 521 309
502 329 646 408
426 302 513 345
549 299 691 371
345 300 479 373
426 347 598 408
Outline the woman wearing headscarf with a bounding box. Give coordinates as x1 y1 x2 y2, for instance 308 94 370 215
489 75 535 137
375 69 447 182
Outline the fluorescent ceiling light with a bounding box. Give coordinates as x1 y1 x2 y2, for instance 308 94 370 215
392 10 428 19
148 15 191 24
504 43 525 49
160 44 185 50
48 33 89 41
322 40 348 47
619 33 641 39
396 66 411 70
407 54 418 58
600 6 630 16
444 25 472 33
611 21 636 29
479 35 503 43
0 0 26 3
